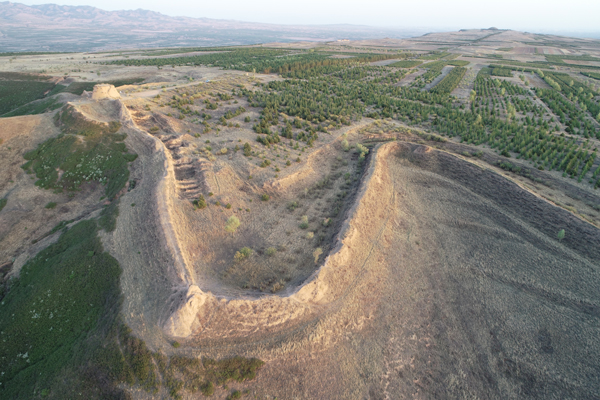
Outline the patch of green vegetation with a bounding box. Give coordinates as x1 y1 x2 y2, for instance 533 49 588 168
0 72 52 81
534 72 600 138
53 218 75 233
22 110 134 199
163 355 263 399
430 66 467 95
3 97 64 117
234 247 253 262
546 55 600 66
477 67 492 77
0 219 123 398
98 200 120 232
193 194 207 209
498 161 521 172
581 72 600 80
225 215 241 233
202 357 264 386
139 46 234 56
0 80 56 115
44 201 57 209
388 60 422 68
57 105 121 136
411 60 469 88
419 51 451 60
488 60 554 70
488 63 545 74
299 215 309 229
0 200 264 399
490 67 512 77
0 198 6 212
107 48 397 78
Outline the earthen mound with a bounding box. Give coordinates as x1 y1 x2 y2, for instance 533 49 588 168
91 84 121 100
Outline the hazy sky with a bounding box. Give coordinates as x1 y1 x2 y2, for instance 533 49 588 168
19 0 600 33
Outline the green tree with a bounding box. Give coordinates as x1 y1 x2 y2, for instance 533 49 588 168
299 215 309 229
355 143 369 160
193 194 207 209
234 247 253 262
557 229 565 241
341 139 350 151
243 142 252 156
225 216 241 233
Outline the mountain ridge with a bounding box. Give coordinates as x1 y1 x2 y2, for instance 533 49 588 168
0 1 431 51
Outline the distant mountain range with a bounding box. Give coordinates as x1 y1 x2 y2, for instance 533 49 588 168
0 1 429 52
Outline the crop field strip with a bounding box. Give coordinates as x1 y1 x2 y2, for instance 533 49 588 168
105 47 402 74
489 58 600 72
582 72 600 81
471 75 600 185
410 59 469 89
430 66 467 95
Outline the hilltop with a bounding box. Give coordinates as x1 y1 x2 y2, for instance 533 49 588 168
1 32 600 399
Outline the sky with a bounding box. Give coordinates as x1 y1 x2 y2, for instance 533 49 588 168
18 0 600 34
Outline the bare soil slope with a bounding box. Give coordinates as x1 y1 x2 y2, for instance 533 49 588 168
187 142 600 399
368 143 600 398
